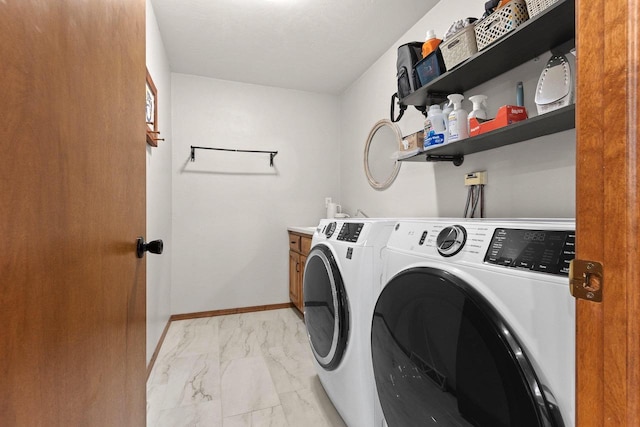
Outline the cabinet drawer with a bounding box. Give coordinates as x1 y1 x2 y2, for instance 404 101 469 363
289 233 301 252
301 236 312 255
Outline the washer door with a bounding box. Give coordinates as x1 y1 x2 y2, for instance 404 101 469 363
303 244 349 371
372 267 561 427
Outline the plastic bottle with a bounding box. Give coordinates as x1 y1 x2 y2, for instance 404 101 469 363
468 95 488 133
441 100 453 141
423 106 435 149
442 100 453 120
516 82 524 107
424 104 448 148
447 94 469 142
421 30 442 58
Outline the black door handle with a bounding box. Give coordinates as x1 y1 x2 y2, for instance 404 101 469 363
136 237 164 258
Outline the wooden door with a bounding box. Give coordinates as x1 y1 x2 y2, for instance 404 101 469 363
576 0 640 424
0 0 146 425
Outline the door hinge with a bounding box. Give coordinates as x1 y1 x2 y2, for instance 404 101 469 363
569 259 603 302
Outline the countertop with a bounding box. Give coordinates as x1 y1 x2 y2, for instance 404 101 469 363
287 226 317 236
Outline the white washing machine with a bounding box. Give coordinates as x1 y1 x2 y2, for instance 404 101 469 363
371 218 575 427
303 218 394 427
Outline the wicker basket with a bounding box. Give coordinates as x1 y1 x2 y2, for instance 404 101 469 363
474 0 529 51
525 0 560 18
440 25 478 70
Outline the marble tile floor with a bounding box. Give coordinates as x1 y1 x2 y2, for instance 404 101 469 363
147 308 347 427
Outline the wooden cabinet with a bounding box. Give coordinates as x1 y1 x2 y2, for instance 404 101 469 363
288 231 312 313
289 250 301 306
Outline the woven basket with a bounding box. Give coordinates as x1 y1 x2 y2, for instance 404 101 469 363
525 0 560 18
474 0 529 51
441 25 478 70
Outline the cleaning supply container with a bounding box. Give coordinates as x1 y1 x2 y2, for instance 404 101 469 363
424 105 448 148
442 99 453 119
421 30 442 58
447 94 469 142
468 95 488 132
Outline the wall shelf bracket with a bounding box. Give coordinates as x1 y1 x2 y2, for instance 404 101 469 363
426 154 464 166
426 91 449 105
190 146 278 167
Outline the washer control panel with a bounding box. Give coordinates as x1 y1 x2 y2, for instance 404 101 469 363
484 228 575 276
387 220 576 278
337 222 364 243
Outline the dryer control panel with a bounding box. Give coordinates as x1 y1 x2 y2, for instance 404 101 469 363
484 228 575 276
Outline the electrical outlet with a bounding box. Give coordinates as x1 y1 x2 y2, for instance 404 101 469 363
325 197 332 207
465 171 488 186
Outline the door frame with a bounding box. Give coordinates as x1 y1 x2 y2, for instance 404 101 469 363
575 0 640 424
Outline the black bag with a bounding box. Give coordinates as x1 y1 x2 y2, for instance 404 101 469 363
390 42 424 122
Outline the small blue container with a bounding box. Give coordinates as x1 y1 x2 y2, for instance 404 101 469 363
414 49 446 87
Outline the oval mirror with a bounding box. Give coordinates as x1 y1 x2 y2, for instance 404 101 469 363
364 119 402 190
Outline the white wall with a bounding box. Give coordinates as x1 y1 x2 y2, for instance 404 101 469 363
340 0 575 218
171 74 340 315
151 0 575 320
146 0 173 364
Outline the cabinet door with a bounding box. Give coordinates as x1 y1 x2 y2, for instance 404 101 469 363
301 236 312 256
289 250 300 309
298 254 307 312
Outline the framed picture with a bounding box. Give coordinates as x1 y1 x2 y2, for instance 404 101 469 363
146 69 159 146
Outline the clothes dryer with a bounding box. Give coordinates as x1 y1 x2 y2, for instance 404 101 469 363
372 219 576 427
303 218 394 427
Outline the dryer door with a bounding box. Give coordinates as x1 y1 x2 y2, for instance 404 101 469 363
371 267 561 427
303 244 349 371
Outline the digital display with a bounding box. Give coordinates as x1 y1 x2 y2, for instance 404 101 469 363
484 228 575 276
337 223 364 243
523 231 546 242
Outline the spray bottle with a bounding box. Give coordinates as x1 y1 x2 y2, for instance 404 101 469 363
468 95 488 133
441 100 453 139
447 94 469 142
442 99 453 119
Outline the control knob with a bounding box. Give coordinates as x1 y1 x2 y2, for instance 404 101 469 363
436 225 467 257
325 222 337 238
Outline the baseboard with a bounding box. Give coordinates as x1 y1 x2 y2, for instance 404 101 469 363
146 317 172 380
169 302 294 321
146 302 294 378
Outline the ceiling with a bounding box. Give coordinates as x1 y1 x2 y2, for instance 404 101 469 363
150 0 439 94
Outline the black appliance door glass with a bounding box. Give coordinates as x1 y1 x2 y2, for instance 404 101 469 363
371 267 560 427
303 245 349 370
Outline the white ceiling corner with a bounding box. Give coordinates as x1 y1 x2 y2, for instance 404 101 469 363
150 0 439 94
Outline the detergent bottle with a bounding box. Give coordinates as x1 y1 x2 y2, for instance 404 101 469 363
468 95 488 133
424 104 448 148
423 107 434 148
421 30 442 58
447 94 469 142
